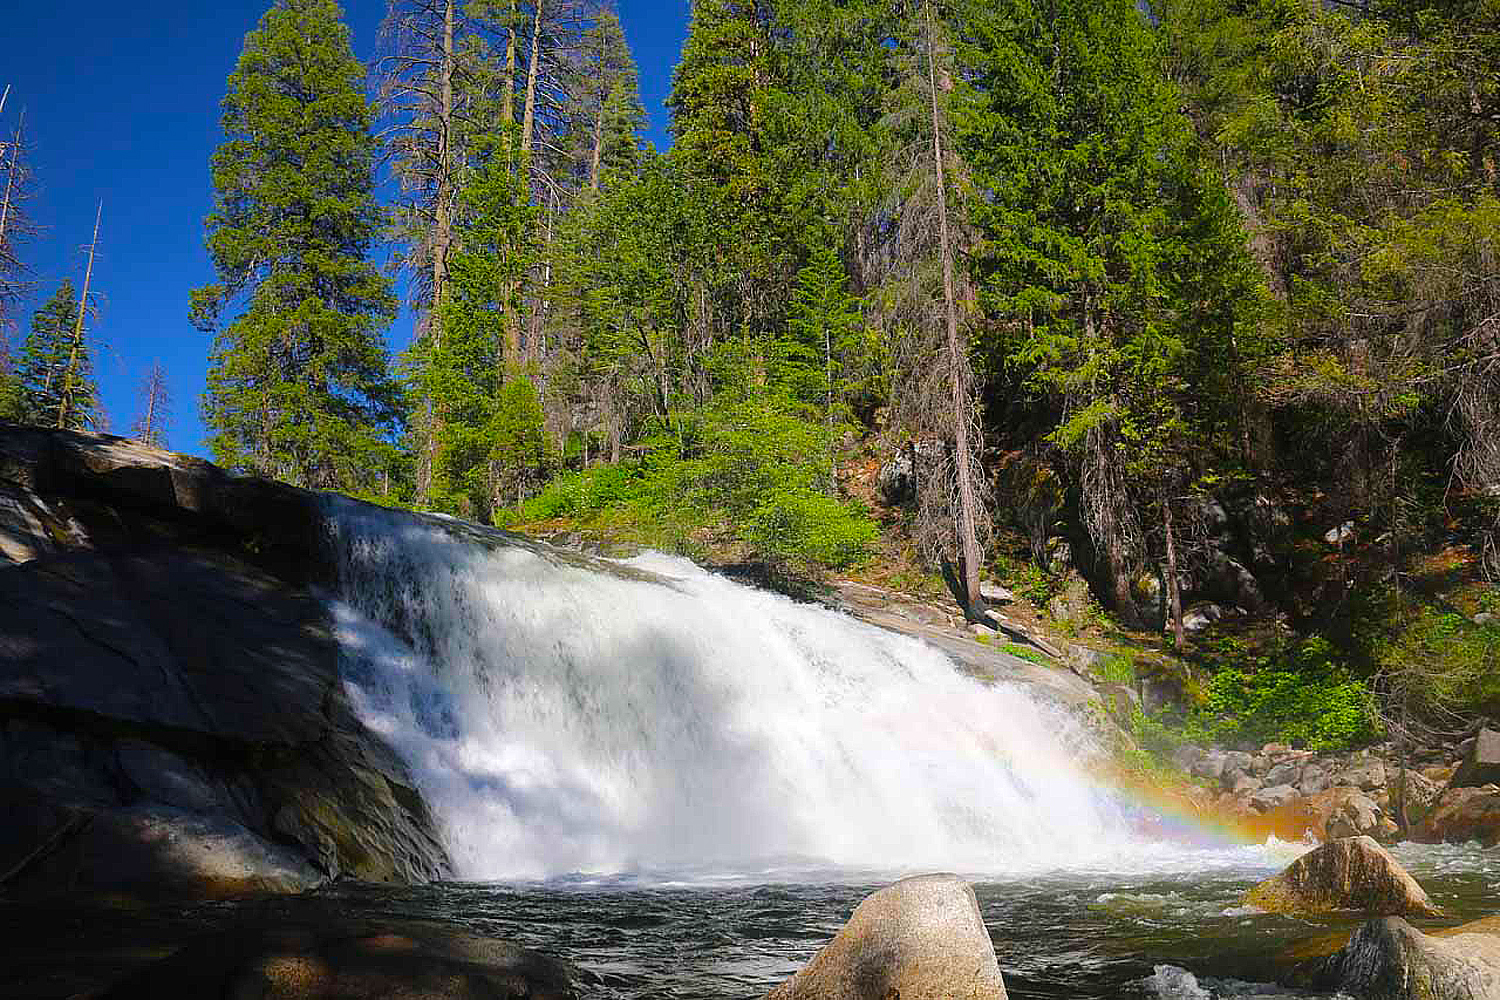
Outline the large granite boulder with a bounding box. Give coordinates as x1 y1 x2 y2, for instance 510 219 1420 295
1452 729 1500 789
1244 837 1441 918
1308 916 1500 1000
0 427 449 901
99 919 579 1000
767 874 1009 1000
1413 785 1500 847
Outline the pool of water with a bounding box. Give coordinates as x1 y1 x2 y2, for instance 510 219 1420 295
5 843 1496 999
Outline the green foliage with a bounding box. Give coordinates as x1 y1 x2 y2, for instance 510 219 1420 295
568 7 647 189
0 345 19 424
1183 638 1380 751
417 135 541 520
1375 603 1500 723
490 375 553 511
1126 704 1192 762
998 641 1055 668
14 282 98 431
509 339 878 571
1094 653 1138 686
192 0 399 493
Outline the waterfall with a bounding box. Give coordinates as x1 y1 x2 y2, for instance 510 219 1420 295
325 500 1138 881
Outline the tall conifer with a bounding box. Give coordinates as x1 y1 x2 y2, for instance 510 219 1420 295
17 281 98 431
192 0 400 492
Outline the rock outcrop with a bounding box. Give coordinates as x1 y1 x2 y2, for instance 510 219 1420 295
1451 729 1500 790
1309 916 1500 1000
99 918 579 1000
1244 837 1441 919
767 874 1009 1000
0 427 449 900
1414 785 1500 848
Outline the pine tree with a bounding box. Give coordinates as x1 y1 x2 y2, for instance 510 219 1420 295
0 333 22 423
191 0 400 492
17 281 98 431
569 5 645 193
421 140 540 519
861 0 992 619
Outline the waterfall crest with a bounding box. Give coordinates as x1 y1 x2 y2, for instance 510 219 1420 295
326 501 1136 881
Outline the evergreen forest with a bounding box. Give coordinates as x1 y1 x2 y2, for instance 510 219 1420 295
3 0 1498 754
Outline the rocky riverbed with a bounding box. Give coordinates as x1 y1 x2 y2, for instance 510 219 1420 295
1177 733 1500 849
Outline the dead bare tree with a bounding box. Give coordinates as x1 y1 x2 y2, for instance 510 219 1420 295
0 93 37 330
132 361 171 448
58 202 102 431
378 0 475 500
864 1 993 621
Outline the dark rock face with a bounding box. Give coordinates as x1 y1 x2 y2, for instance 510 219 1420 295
766 874 1009 1000
0 427 449 900
1309 916 1500 1000
99 918 579 1000
1245 837 1441 919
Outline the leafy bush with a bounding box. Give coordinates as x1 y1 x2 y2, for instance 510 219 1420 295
745 487 879 569
1375 604 1500 723
503 348 879 572
1182 638 1379 752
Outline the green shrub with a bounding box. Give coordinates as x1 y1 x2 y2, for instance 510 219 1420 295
1182 638 1379 752
1094 652 1137 685
745 488 879 569
1375 604 1500 722
501 357 880 573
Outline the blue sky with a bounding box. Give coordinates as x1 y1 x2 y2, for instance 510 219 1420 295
2 1 689 457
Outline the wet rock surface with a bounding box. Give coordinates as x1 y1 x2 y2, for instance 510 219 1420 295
99 917 581 1000
0 427 449 902
767 874 1009 1000
1308 915 1500 1000
1245 837 1441 919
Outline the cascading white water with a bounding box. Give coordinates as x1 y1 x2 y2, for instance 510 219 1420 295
325 499 1143 881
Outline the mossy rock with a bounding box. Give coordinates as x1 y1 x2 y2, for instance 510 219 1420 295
1245 836 1441 919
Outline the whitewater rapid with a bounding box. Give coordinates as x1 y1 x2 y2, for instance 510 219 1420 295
325 500 1180 881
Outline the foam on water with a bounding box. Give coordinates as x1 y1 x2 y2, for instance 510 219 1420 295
325 501 1279 881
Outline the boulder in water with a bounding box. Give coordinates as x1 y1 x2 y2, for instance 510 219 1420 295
1244 836 1441 918
767 874 1008 1000
9 803 321 899
1414 785 1500 847
1309 915 1500 1000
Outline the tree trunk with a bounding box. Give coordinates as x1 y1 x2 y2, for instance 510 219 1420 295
500 1 522 375
528 189 555 371
521 0 542 161
0 109 23 253
60 202 101 431
501 2 517 136
142 370 159 443
1163 491 1185 649
589 97 606 192
926 1 983 620
423 0 457 506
